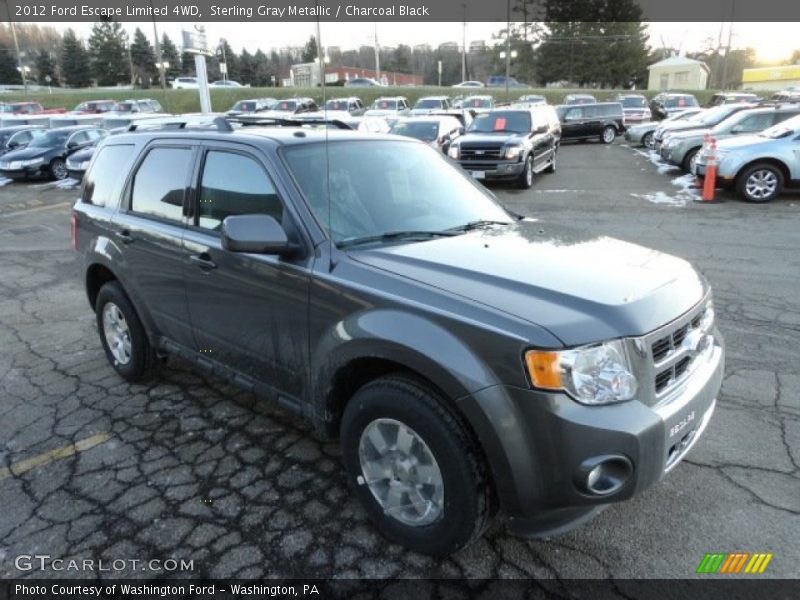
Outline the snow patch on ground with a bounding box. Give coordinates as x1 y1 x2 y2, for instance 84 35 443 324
32 178 79 190
625 144 701 207
0 177 12 187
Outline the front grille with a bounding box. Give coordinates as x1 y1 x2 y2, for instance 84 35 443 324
459 161 500 171
648 303 710 399
460 143 505 160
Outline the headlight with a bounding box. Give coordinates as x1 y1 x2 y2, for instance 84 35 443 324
505 145 524 160
21 157 44 166
447 145 459 159
81 161 91 170
525 340 638 405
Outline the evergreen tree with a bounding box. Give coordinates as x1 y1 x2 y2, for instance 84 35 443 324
216 39 239 81
253 49 274 86
301 36 318 63
35 50 57 85
0 44 22 84
238 49 255 85
60 29 91 87
88 21 129 86
160 33 181 79
180 51 196 76
129 28 156 88
393 45 412 74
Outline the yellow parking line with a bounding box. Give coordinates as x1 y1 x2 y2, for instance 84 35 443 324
0 201 72 219
0 433 110 481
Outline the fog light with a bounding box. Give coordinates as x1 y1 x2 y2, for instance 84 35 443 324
575 455 632 496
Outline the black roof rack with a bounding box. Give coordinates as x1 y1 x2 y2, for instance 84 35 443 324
126 115 235 132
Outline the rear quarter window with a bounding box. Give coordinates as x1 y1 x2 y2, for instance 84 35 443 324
82 144 135 207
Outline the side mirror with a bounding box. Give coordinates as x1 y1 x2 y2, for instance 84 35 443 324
7 140 20 149
67 140 78 148
221 214 294 256
536 124 549 134
730 125 748 134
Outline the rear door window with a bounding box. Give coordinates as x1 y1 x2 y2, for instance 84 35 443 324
197 150 283 231
82 144 135 207
130 147 193 221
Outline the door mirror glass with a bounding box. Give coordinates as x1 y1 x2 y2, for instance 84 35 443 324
221 214 292 255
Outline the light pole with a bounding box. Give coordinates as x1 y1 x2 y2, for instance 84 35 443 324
461 3 467 83
505 0 511 100
149 0 166 91
499 49 517 100
6 8 28 97
218 40 227 82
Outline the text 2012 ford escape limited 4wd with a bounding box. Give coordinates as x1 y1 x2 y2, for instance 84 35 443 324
73 119 724 556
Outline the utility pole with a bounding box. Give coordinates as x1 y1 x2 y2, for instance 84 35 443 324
505 0 511 100
149 0 166 91
219 39 227 82
461 4 467 83
720 0 736 90
315 11 326 94
6 5 28 97
373 23 380 83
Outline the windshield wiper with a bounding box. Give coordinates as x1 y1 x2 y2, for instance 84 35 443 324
446 220 511 232
338 230 460 249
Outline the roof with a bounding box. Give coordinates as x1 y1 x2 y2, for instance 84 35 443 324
649 56 709 70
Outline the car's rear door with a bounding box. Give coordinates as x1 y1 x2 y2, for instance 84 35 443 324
182 141 311 400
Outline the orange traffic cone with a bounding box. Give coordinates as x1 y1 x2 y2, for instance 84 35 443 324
697 139 720 203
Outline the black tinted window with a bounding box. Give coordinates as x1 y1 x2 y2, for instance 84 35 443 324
83 145 135 207
131 147 192 221
198 151 282 231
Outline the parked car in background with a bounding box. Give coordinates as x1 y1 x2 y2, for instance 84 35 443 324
66 144 98 181
261 98 319 116
323 97 366 116
0 101 66 115
486 75 527 88
339 115 392 133
556 102 625 143
48 115 104 127
456 95 495 113
650 93 700 120
365 97 411 118
624 108 704 148
563 93 597 105
226 98 277 116
706 92 760 107
448 105 560 188
344 77 383 87
139 98 164 112
170 77 198 89
425 108 476 129
616 94 651 123
113 99 164 114
517 94 547 105
410 96 453 116
390 115 463 153
694 114 800 202
654 103 756 150
210 80 248 88
451 80 484 88
0 125 106 180
661 105 800 172
73 100 118 115
0 125 46 157
0 114 51 128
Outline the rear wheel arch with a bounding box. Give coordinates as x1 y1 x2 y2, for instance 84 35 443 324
86 263 118 311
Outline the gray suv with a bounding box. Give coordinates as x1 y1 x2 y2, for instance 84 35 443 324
73 118 724 555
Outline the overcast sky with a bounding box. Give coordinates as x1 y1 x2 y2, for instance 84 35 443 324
62 22 798 64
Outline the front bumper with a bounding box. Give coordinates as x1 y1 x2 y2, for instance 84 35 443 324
0 165 46 179
457 332 724 537
659 144 686 165
457 159 525 181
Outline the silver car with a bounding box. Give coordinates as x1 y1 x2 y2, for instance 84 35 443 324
693 114 800 202
661 106 800 172
624 108 703 148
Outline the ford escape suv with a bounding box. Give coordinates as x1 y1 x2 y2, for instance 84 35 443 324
73 118 724 556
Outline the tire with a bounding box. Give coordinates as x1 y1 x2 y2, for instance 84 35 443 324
601 126 616 144
681 147 700 173
340 376 494 556
516 155 534 189
95 281 157 382
544 149 557 174
642 132 654 149
50 158 67 180
736 163 784 203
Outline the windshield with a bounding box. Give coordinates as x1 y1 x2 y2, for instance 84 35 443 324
325 100 351 111
233 101 256 112
697 106 739 125
466 97 492 108
116 103 135 112
391 121 439 142
274 100 298 111
759 115 800 138
371 99 397 110
621 97 647 108
30 130 69 147
282 140 512 245
467 111 531 134
414 99 443 109
0 105 12 113
0 132 11 144
664 96 699 108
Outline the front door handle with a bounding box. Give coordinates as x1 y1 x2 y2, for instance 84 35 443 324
190 254 217 270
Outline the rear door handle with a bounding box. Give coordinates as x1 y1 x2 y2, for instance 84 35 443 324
190 254 217 270
116 230 134 244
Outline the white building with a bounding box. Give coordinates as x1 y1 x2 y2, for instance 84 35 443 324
647 56 709 91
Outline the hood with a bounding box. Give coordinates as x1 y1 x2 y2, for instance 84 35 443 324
410 108 436 116
457 132 527 145
365 109 397 117
68 147 96 161
714 134 776 151
348 220 705 346
1 146 50 160
660 122 706 135
665 127 711 141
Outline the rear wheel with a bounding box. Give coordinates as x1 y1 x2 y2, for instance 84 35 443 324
516 155 534 189
736 163 784 203
340 376 494 556
642 132 655 149
50 158 67 180
95 281 157 381
601 126 616 144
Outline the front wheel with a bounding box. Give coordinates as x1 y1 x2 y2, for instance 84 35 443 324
50 158 67 180
642 132 655 149
681 147 700 173
516 155 534 189
601 126 616 144
736 163 784 203
340 376 494 556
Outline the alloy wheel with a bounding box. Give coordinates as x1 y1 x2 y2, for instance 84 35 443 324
102 302 132 365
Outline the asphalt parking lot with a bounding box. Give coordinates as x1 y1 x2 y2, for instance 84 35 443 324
0 140 798 580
